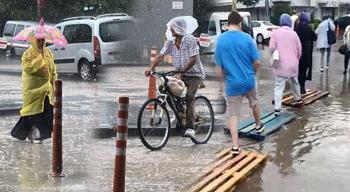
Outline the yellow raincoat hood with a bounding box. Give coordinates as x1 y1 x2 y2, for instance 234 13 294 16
20 39 57 116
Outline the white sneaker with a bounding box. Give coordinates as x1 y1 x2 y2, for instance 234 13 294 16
170 116 177 125
183 129 195 138
320 67 324 72
33 140 43 144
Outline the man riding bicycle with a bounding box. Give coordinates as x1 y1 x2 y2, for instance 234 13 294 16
144 17 205 139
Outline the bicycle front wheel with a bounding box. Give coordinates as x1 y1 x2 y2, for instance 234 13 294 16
190 96 214 144
137 99 170 150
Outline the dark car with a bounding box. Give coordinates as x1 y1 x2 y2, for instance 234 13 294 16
334 15 350 30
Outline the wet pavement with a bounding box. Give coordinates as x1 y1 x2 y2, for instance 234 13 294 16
1 45 350 191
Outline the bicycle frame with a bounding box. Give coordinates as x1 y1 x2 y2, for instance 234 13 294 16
151 72 186 128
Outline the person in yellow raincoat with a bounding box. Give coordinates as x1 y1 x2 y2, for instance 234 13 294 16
11 38 57 143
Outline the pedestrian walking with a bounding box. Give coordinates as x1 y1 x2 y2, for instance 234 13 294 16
144 16 205 139
215 10 265 155
295 12 317 94
343 25 350 75
11 38 57 143
269 13 303 116
315 16 336 72
291 9 299 30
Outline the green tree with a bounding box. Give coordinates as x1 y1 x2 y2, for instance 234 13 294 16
237 0 260 8
270 2 291 25
0 0 133 34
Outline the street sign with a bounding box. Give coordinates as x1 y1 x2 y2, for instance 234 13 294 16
0 38 7 49
172 1 183 9
199 34 210 48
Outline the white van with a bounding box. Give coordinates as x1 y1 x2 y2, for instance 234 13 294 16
50 13 139 80
2 20 37 57
200 12 252 56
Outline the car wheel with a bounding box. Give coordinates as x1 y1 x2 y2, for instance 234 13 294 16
256 34 264 44
79 60 95 81
5 49 14 57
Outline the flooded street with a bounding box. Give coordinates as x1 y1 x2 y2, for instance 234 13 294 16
1 46 350 191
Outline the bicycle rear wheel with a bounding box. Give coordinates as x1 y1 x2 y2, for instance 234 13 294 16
190 96 214 144
137 99 170 150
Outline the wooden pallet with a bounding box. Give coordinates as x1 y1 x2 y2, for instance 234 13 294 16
191 149 267 192
282 89 329 107
238 111 296 140
224 111 296 140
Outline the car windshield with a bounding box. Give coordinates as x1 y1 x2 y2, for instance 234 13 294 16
99 20 136 42
262 21 273 26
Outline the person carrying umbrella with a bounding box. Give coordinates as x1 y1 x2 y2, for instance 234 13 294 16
144 16 205 139
10 18 66 143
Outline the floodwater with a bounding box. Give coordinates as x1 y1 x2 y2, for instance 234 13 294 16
0 46 350 191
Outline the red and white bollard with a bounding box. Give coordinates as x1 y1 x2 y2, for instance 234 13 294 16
113 97 129 192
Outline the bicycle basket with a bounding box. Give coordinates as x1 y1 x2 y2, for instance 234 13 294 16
166 76 185 96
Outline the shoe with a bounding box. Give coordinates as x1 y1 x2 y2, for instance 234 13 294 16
33 139 42 144
255 123 265 133
231 146 240 155
170 116 176 125
343 70 347 75
320 67 324 72
326 65 329 70
291 99 303 106
183 129 195 138
274 109 281 116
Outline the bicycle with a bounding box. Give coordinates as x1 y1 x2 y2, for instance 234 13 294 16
137 71 215 151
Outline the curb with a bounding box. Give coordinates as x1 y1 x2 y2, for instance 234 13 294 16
0 107 20 116
92 119 226 139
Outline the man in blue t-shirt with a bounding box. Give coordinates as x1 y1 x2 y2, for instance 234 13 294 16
215 10 264 155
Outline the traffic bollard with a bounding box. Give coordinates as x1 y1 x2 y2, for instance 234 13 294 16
51 79 65 177
113 97 129 192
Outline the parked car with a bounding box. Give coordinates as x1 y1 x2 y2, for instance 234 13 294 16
199 12 252 63
334 15 350 31
2 20 37 57
50 13 140 80
252 21 279 44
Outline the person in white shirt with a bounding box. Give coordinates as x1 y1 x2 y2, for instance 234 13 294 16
290 9 299 30
343 25 350 74
315 16 335 72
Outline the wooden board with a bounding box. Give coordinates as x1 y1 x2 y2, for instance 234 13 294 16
191 149 267 192
282 89 329 107
224 111 296 141
238 111 296 141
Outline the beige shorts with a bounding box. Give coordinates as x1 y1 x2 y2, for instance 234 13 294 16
227 88 258 116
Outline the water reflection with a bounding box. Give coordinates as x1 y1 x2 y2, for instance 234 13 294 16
320 70 330 91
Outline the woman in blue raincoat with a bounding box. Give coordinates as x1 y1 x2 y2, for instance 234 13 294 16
11 38 57 143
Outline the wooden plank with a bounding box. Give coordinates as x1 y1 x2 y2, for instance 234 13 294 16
210 152 236 172
216 148 231 159
215 154 267 192
239 111 296 140
283 89 318 105
199 153 256 192
191 151 249 192
237 111 272 131
303 91 329 105
239 113 275 133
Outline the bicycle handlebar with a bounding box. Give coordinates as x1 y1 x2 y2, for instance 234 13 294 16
149 70 183 77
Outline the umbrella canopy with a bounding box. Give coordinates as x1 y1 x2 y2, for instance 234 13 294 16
165 16 198 41
12 17 67 47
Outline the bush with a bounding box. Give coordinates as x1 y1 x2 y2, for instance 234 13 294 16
270 2 291 25
310 19 321 31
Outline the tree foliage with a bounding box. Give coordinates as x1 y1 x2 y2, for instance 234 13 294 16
237 0 260 8
0 0 133 34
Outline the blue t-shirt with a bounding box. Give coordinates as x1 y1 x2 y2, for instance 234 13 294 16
215 30 260 96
